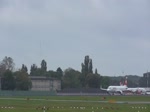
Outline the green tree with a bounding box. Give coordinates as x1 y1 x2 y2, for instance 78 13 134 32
21 64 28 73
56 67 63 79
0 56 15 72
110 79 119 85
85 73 100 88
30 64 38 75
30 60 47 76
1 70 15 90
0 63 6 76
80 63 86 87
15 71 32 90
41 59 47 72
46 70 58 78
88 59 93 74
84 55 90 75
101 76 110 88
95 68 98 75
34 68 46 76
62 68 81 88
81 55 94 87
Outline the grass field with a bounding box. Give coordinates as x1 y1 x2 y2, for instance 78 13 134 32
0 96 149 112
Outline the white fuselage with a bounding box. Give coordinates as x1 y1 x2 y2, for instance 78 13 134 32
106 85 128 95
127 87 147 94
100 77 148 95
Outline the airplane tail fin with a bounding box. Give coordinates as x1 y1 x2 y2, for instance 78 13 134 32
120 77 128 86
120 81 123 86
124 77 128 86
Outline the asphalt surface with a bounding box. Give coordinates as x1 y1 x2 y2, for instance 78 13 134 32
57 92 150 96
0 97 150 104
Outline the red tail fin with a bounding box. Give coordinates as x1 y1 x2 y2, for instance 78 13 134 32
124 77 128 86
120 81 123 86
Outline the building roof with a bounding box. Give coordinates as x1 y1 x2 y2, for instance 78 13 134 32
29 76 58 80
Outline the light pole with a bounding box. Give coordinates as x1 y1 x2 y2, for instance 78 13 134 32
147 73 149 88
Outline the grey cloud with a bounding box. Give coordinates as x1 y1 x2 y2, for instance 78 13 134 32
0 0 150 75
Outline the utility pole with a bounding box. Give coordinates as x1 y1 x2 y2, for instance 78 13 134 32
147 72 149 88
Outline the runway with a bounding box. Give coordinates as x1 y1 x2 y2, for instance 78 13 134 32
0 97 150 104
57 92 150 96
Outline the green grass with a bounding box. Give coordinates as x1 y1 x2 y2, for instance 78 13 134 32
0 96 149 112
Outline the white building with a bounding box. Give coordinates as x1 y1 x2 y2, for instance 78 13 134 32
29 76 61 91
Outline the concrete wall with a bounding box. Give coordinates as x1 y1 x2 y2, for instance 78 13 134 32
30 76 61 91
31 79 50 91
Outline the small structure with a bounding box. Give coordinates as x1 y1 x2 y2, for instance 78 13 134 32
29 76 61 91
0 77 1 90
143 72 150 78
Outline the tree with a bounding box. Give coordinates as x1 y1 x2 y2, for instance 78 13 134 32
81 55 94 87
21 64 28 73
0 63 6 76
101 76 110 88
85 73 100 88
62 68 81 88
1 70 15 90
84 55 90 75
46 70 59 78
41 59 47 72
29 60 47 76
56 67 63 79
81 63 85 75
88 59 93 74
30 64 38 75
0 56 15 72
110 79 119 86
81 55 93 75
95 68 98 75
15 71 32 90
80 63 86 87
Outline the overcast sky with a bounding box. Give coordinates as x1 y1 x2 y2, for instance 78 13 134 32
0 0 150 76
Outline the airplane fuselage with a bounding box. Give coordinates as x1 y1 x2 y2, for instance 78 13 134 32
100 77 148 95
106 85 128 95
126 87 147 95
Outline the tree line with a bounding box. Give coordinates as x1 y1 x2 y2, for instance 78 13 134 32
0 56 149 91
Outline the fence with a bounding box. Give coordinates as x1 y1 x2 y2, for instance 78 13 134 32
0 90 56 96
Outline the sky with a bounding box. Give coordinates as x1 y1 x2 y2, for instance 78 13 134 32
0 0 150 76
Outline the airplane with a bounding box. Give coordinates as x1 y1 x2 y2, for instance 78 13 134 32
100 77 128 95
100 85 128 95
124 77 147 95
100 77 148 95
126 87 147 95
